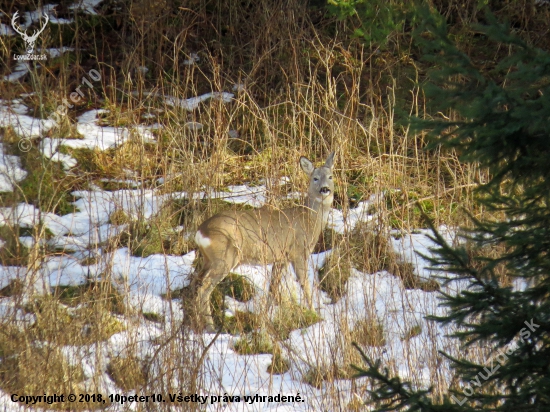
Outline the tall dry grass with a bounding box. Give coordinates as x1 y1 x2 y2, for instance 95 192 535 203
1 0 548 409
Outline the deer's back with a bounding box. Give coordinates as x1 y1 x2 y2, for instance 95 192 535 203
197 206 321 264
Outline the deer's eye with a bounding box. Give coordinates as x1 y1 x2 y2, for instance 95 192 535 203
329 176 333 180
314 177 319 182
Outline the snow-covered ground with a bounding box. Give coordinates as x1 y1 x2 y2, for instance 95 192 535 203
0 96 462 411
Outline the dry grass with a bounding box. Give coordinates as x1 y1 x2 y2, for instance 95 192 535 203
1 345 90 409
267 346 291 375
233 330 275 355
320 219 441 298
271 303 322 340
351 318 387 348
107 355 148 391
1 0 546 409
296 316 388 389
26 286 125 345
0 321 102 410
465 239 513 286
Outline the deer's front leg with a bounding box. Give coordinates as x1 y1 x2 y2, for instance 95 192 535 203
291 256 314 311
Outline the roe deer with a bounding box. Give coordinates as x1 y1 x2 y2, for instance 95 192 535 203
192 152 335 331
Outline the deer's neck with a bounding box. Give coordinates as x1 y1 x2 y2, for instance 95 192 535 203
305 195 333 227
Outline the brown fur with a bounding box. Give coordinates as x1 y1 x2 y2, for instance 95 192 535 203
192 153 335 331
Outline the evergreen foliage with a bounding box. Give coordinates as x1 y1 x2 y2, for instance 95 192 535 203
327 0 412 46
352 8 550 411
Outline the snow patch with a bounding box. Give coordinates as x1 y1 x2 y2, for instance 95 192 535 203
0 144 27 191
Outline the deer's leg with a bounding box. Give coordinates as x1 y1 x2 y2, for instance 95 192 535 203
196 241 238 332
187 259 210 331
291 257 314 311
268 262 287 307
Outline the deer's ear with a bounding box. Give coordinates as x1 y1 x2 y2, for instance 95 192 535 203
324 152 335 169
300 156 314 175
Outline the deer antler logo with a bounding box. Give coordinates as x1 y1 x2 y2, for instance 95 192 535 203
11 11 49 54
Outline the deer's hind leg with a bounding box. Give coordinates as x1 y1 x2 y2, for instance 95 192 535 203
195 238 239 332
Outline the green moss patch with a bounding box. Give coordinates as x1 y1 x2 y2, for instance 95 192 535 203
0 146 78 216
216 273 256 302
211 308 261 335
271 304 321 340
109 209 132 225
209 274 257 332
0 225 30 266
142 312 163 323
24 288 126 345
108 200 194 258
233 330 274 355
53 280 125 314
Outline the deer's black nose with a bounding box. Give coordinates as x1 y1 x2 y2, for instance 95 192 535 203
320 187 330 194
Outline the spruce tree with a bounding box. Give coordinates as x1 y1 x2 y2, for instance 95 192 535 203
352 9 550 411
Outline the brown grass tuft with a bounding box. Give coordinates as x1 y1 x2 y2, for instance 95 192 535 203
107 355 148 391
